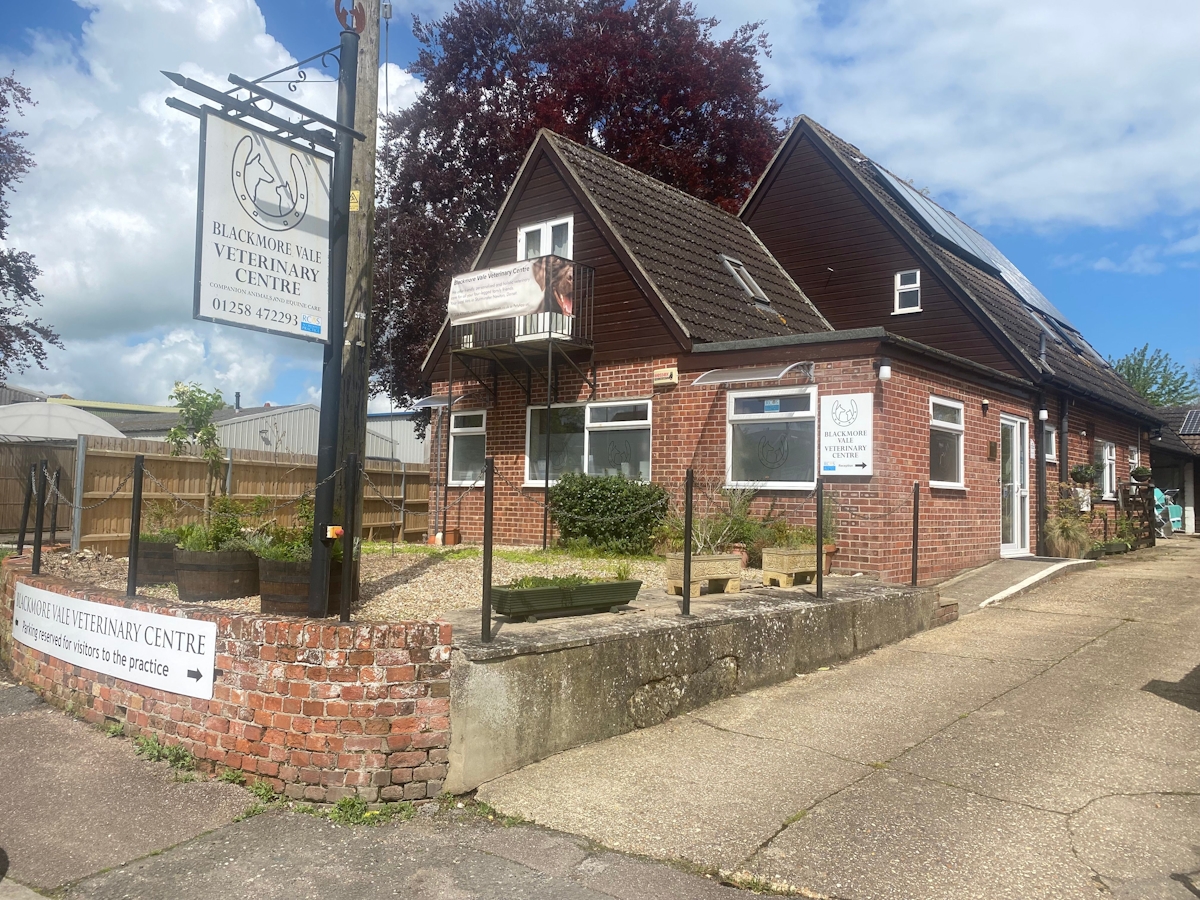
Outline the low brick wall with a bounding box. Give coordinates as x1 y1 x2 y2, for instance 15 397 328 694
0 556 451 803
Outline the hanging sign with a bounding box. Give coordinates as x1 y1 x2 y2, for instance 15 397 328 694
820 393 874 476
194 110 332 342
12 582 217 700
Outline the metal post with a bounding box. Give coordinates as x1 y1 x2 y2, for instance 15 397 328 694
911 481 920 586
543 331 553 550
17 463 34 556
71 434 86 552
340 453 358 623
308 25 359 618
225 448 234 497
1035 396 1048 557
482 457 494 643
49 468 62 544
127 455 145 597
32 461 47 575
682 468 693 616
443 351 453 542
815 477 824 599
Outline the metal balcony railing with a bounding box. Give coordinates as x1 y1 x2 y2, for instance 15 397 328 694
450 256 595 353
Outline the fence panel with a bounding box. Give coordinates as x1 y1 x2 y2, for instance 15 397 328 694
0 442 76 537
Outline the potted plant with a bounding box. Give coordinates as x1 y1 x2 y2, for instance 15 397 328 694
173 497 259 603
761 523 820 587
135 500 182 586
1070 463 1097 485
254 497 342 616
1044 485 1093 558
492 564 642 623
1130 466 1151 484
664 485 752 598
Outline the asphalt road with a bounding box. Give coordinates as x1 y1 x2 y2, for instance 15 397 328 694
479 538 1200 900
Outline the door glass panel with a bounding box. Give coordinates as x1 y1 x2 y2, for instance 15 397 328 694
1001 422 1014 546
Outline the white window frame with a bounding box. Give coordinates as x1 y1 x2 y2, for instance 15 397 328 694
893 269 922 315
725 386 818 491
929 396 965 490
517 215 573 261
1127 445 1140 470
1097 440 1117 499
448 411 487 487
1045 425 1058 462
524 399 653 486
719 255 770 304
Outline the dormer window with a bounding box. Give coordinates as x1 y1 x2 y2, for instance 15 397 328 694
894 269 921 314
519 216 572 260
720 255 770 304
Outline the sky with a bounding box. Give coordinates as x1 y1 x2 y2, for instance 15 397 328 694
0 0 1197 410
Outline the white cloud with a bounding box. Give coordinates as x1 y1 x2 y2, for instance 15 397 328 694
2 0 419 402
1092 245 1164 275
710 0 1200 229
379 63 421 117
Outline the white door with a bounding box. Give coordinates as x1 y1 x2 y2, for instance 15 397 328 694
1000 416 1029 555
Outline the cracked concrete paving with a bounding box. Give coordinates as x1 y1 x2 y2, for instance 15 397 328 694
477 538 1200 899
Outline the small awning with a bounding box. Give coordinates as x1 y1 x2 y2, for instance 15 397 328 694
410 395 449 409
691 361 813 387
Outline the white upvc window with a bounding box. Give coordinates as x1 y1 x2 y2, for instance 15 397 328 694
525 400 652 484
726 387 817 490
929 397 965 489
1127 445 1140 470
449 411 486 486
1045 425 1058 462
894 269 921 314
1095 440 1117 498
518 216 573 260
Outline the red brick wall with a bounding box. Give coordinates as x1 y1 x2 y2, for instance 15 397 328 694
429 352 1146 582
0 557 450 804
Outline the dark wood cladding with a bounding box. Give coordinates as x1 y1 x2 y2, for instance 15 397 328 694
744 135 1021 376
480 154 676 363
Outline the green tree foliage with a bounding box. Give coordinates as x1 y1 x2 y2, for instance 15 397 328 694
1109 344 1200 407
371 0 782 405
0 75 62 379
166 382 226 513
549 473 668 555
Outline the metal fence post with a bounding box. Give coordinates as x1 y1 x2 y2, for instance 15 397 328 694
17 463 34 556
815 477 824 599
340 453 359 623
127 455 145 597
482 457 494 643
682 468 693 616
911 481 920 586
49 468 62 545
72 434 86 552
32 461 47 575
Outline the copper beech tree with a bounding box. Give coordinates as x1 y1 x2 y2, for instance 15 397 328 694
371 0 782 409
0 75 61 380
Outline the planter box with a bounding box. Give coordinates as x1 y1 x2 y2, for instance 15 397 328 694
258 558 342 617
492 580 642 622
136 540 176 586
1102 541 1130 555
761 546 818 587
666 552 741 598
174 549 259 603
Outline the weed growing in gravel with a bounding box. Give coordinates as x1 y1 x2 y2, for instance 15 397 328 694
103 722 124 738
132 735 195 770
249 780 277 802
783 809 807 826
719 870 805 895
326 796 415 826
471 800 526 827
217 768 246 785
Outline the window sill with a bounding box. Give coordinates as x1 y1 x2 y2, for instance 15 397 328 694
726 481 816 491
891 307 922 316
448 481 483 488
929 482 966 491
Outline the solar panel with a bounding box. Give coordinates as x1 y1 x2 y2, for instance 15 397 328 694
872 163 1085 336
1182 410 1200 435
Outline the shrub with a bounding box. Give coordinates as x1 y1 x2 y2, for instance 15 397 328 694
549 474 668 555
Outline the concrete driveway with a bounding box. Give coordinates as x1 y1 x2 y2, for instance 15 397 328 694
478 539 1200 899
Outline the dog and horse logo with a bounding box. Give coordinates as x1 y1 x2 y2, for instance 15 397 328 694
230 134 309 232
829 397 859 428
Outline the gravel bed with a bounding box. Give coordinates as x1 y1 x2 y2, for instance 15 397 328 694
34 547 771 622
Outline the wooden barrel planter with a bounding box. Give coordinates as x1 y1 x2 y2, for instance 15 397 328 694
258 559 342 617
174 549 259 603
136 540 177 586
493 580 642 623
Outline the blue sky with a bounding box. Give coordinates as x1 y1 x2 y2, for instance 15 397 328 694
1 0 1196 407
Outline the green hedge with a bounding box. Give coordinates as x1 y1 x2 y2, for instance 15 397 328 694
549 473 668 556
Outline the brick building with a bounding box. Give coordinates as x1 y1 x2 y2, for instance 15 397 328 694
419 127 1161 584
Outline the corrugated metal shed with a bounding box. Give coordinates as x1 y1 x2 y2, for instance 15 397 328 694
366 413 428 463
0 383 48 405
216 405 428 462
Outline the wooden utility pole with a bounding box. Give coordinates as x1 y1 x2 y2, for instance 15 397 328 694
336 0 380 591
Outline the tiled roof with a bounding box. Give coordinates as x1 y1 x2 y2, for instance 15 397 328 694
544 132 832 343
800 118 1159 424
1157 406 1200 456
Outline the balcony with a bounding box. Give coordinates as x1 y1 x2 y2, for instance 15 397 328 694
450 256 595 356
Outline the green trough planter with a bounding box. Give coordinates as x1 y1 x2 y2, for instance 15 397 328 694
492 580 642 623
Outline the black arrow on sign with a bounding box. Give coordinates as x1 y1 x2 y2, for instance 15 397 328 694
855 462 868 469
187 669 202 682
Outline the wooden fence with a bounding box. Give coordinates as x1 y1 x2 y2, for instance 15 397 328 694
0 442 76 541
3 435 429 555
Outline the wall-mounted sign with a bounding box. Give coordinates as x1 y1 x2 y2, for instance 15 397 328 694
820 393 873 476
194 110 332 342
12 582 217 700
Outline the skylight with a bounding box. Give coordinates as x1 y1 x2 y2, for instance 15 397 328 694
720 255 770 304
